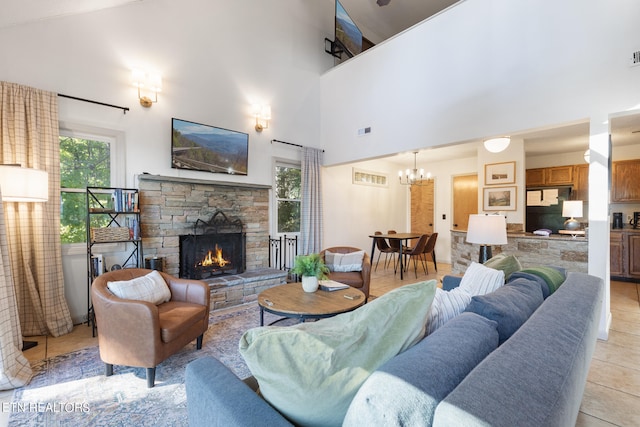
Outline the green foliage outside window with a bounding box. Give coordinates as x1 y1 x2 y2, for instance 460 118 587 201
275 165 301 233
60 136 111 244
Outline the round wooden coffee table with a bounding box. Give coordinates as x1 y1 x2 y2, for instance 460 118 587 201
258 282 366 326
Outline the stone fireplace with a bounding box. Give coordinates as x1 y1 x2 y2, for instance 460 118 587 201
138 174 286 310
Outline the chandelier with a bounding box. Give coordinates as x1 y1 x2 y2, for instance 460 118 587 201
398 151 431 186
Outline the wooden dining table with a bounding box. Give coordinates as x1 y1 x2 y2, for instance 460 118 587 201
369 233 422 280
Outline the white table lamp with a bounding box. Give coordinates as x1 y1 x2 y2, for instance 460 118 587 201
562 200 583 231
466 214 508 263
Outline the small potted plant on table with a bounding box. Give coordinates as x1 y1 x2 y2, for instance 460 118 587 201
291 253 329 293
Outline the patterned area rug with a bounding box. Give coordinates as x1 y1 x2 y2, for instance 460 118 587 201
9 302 284 426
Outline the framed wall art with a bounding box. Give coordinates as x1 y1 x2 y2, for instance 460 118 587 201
483 186 517 211
484 161 515 185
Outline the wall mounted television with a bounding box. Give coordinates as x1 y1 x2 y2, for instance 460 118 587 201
171 118 248 175
335 0 362 58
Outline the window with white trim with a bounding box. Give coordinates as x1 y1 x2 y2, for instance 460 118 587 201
274 162 301 234
59 128 117 244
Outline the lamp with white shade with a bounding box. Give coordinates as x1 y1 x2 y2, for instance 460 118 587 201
0 164 48 351
562 200 583 231
466 214 508 263
0 165 48 202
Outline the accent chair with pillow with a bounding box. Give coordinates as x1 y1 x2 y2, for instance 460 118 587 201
91 268 210 387
320 246 371 301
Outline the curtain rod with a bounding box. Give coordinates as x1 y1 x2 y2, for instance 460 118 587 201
58 93 130 114
271 139 324 152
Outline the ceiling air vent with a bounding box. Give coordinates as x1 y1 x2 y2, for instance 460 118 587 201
631 50 640 67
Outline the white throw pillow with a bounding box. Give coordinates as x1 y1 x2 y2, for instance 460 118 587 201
459 262 505 296
425 287 472 335
107 270 171 305
325 250 365 272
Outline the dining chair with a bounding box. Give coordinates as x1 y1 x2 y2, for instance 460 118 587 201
386 230 404 274
402 234 430 278
421 232 438 274
374 231 397 271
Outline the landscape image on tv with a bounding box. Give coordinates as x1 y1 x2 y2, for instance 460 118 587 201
171 118 248 175
335 0 362 57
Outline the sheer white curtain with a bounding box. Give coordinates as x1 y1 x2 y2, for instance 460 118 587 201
0 187 32 389
0 81 73 338
300 147 324 254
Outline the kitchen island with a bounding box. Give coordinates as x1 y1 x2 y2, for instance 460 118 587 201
451 230 588 275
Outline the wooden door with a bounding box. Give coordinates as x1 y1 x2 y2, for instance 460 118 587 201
410 179 434 235
452 174 478 231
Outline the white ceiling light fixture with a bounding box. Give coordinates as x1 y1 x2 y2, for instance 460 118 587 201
483 137 511 153
583 149 590 163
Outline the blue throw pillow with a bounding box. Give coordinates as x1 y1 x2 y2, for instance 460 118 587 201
465 278 544 344
344 312 499 427
508 271 550 299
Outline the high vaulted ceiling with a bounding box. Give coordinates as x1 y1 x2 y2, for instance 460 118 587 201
0 0 142 29
3 0 638 164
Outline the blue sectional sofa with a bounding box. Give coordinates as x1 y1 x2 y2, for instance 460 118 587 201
185 271 603 427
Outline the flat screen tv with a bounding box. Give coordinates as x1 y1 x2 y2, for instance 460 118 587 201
171 118 248 175
335 0 362 58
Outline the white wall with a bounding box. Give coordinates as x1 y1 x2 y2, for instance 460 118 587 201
322 158 407 255
0 0 336 323
322 153 479 265
320 0 640 165
319 0 640 339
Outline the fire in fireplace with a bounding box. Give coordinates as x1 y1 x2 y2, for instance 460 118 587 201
179 211 246 279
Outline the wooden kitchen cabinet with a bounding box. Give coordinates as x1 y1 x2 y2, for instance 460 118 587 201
610 231 625 277
526 165 574 187
545 166 573 185
629 234 640 278
526 168 545 187
610 230 640 281
573 164 589 201
612 159 640 202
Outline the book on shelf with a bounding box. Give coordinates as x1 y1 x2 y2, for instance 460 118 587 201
111 189 139 212
319 280 350 292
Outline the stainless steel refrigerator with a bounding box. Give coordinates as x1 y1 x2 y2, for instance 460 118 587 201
525 186 573 234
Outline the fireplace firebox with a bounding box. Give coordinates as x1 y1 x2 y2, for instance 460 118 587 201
179 211 246 279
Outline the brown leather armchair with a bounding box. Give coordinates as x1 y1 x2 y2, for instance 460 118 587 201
91 268 210 387
319 246 371 301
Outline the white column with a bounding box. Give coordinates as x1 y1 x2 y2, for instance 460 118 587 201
588 116 611 340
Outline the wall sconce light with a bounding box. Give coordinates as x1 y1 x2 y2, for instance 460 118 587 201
132 69 162 108
483 137 511 153
253 104 271 132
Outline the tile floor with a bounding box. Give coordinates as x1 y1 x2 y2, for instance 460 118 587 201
1 260 638 426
